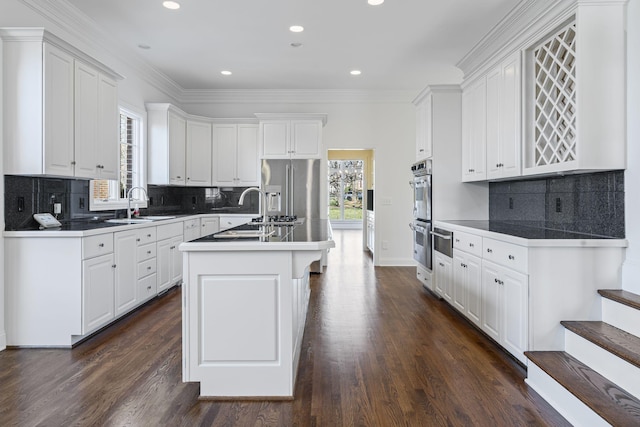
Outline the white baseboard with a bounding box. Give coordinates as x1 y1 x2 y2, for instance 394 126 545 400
0 331 6 351
377 257 415 266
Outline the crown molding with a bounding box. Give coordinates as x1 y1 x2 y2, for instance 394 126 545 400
412 84 461 105
456 0 579 81
179 89 417 105
19 0 183 103
254 113 328 127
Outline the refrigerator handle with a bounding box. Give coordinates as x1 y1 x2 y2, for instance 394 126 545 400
285 163 290 215
290 164 294 216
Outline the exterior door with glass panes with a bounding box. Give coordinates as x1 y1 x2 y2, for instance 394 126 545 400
328 160 364 228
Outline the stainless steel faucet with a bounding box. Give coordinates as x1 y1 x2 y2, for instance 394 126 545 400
127 186 149 220
238 187 267 222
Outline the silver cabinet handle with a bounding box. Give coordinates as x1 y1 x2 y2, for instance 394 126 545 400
487 248 493 253
429 231 451 239
98 243 104 247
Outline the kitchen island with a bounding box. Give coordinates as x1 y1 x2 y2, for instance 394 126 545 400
179 219 334 399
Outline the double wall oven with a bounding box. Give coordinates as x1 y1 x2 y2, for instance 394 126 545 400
410 159 432 271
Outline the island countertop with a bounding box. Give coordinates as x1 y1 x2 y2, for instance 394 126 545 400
180 218 335 252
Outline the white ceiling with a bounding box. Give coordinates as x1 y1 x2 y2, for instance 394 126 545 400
65 0 519 92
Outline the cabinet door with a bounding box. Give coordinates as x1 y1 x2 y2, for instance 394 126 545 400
462 79 487 182
465 254 482 327
114 231 138 316
501 267 528 363
169 236 183 285
433 252 452 300
212 124 238 186
186 120 212 186
156 238 172 292
481 261 501 343
261 121 289 158
201 217 220 237
486 67 502 180
168 112 187 185
291 120 322 158
415 94 432 160
82 253 115 333
43 44 75 177
74 61 100 179
236 124 260 185
499 53 521 178
452 251 466 312
97 74 119 180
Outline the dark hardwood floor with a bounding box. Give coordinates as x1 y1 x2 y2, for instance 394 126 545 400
0 229 569 426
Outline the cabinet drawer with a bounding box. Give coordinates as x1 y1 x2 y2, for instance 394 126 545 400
483 238 528 273
453 231 482 257
157 222 183 240
138 273 157 302
136 227 156 246
183 218 199 230
83 234 114 259
138 258 157 279
137 243 156 262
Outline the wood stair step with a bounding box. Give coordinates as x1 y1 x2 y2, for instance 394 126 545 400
561 320 640 369
526 351 640 426
599 289 640 311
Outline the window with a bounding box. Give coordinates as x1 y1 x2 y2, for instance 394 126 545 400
90 106 146 211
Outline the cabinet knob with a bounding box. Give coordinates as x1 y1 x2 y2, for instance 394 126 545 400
495 278 498 283
147 250 151 254
469 243 474 248
487 248 492 253
147 266 152 270
170 245 176 250
508 255 515 260
98 243 104 247
147 286 152 290
71 161 76 165
455 239 460 243
419 149 424 152
176 176 181 179
136 238 141 242
112 264 116 268
439 262 444 267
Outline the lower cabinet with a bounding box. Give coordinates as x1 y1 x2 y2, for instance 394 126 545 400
82 252 116 334
157 222 184 293
481 260 528 364
183 218 200 242
366 210 374 253
114 230 138 316
434 251 453 303
452 249 482 327
200 216 220 237
219 215 257 231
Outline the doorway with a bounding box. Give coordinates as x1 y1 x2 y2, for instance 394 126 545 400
327 150 374 231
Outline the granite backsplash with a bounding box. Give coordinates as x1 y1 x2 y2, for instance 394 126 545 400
489 171 625 238
4 175 259 230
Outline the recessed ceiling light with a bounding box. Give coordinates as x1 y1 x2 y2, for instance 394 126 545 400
290 42 303 48
368 0 384 5
221 71 232 76
137 44 151 50
163 1 180 10
289 25 304 33
350 70 362 76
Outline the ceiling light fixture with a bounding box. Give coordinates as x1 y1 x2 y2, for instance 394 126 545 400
221 71 232 76
350 70 362 76
289 25 304 33
290 42 303 48
162 1 180 10
137 44 151 50
368 0 384 5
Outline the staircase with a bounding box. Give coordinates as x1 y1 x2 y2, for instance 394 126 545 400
525 290 640 426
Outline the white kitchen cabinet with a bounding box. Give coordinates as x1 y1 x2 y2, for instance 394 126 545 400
82 253 116 334
433 251 452 302
481 259 528 364
183 218 201 242
461 78 487 182
413 92 433 160
452 249 482 327
366 210 375 253
1 29 121 178
147 103 187 185
157 222 184 293
186 119 212 186
200 216 220 237
486 53 521 180
74 62 119 180
212 123 259 186
256 114 327 159
114 230 138 316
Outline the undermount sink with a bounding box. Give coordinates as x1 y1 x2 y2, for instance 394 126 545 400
213 229 276 239
105 218 154 224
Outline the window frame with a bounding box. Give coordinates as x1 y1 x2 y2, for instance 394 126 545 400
89 103 148 211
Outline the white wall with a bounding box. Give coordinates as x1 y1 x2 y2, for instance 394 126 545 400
623 0 640 293
1 36 6 350
187 101 417 266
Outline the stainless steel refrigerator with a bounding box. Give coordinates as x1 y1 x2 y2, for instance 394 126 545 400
261 158 321 219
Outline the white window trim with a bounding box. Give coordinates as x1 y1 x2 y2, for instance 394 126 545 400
89 103 148 211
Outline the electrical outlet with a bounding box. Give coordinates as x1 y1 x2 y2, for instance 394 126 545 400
54 203 62 214
79 197 85 209
509 197 514 209
381 198 392 206
555 197 562 213
17 196 25 212
382 240 389 250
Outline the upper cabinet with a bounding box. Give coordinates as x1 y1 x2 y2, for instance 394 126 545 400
147 104 187 186
1 29 122 178
256 114 328 159
212 123 259 187
458 0 627 181
186 119 212 187
413 92 433 160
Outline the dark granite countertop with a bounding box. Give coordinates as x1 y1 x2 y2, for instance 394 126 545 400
193 219 333 244
437 220 621 240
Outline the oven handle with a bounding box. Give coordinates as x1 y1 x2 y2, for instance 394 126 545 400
429 230 451 239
